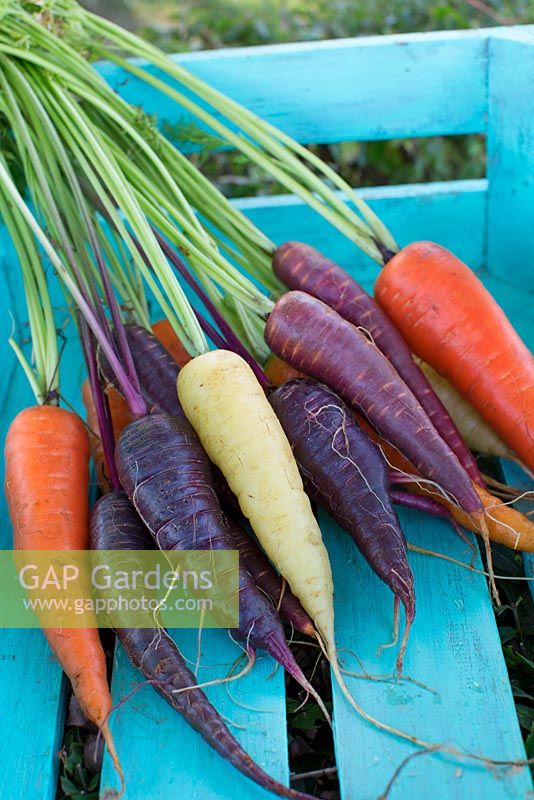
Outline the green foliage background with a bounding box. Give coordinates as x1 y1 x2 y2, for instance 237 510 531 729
83 0 533 196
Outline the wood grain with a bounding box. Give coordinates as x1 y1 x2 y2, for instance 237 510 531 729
96 29 491 144
487 29 534 287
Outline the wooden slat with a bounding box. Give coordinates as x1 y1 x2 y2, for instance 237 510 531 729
499 460 534 604
99 630 289 799
235 179 488 290
487 29 534 287
96 29 492 144
322 507 532 799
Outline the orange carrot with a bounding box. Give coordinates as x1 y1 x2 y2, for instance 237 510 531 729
151 319 192 367
82 379 131 493
4 405 122 780
375 242 534 472
264 354 305 385
361 414 534 552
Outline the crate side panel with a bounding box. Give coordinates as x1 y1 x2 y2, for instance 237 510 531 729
97 32 488 144
322 506 532 800
100 630 289 799
487 32 534 285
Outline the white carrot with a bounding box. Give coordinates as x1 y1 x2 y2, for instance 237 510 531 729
417 360 516 460
177 350 428 746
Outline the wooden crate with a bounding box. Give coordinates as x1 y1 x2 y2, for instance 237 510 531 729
1 25 533 800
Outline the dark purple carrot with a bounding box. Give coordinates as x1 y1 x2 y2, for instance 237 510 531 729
124 324 185 419
273 242 483 487
270 378 414 671
226 516 317 638
90 490 315 800
115 411 329 720
264 291 483 523
390 487 454 519
97 324 186 418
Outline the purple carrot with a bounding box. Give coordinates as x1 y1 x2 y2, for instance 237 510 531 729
115 411 329 720
124 324 185 418
389 488 476 552
118 327 255 548
270 378 414 670
273 242 483 487
390 488 452 518
98 324 187 418
226 516 317 639
264 291 483 520
90 491 315 800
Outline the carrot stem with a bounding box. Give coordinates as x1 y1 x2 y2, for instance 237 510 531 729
153 232 270 388
80 319 121 492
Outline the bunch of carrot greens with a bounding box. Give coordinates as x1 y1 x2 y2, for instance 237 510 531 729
1 1 534 797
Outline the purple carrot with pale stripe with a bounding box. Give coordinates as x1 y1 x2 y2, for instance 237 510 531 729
265 291 483 519
273 241 483 486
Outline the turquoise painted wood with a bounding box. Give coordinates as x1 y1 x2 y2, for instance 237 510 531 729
324 509 529 800
1 25 534 800
100 632 288 799
96 29 492 146
487 29 534 287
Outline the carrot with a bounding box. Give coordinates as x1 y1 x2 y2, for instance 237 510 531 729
82 379 131 492
177 351 335 652
125 324 186 419
98 324 188 419
91 489 315 800
115 411 328 718
374 241 534 472
416 360 516 462
264 356 531 549
264 354 305 385
226 516 317 638
273 241 484 486
362 416 534 551
264 291 483 520
177 350 432 744
270 378 415 671
151 318 192 367
4 405 121 779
